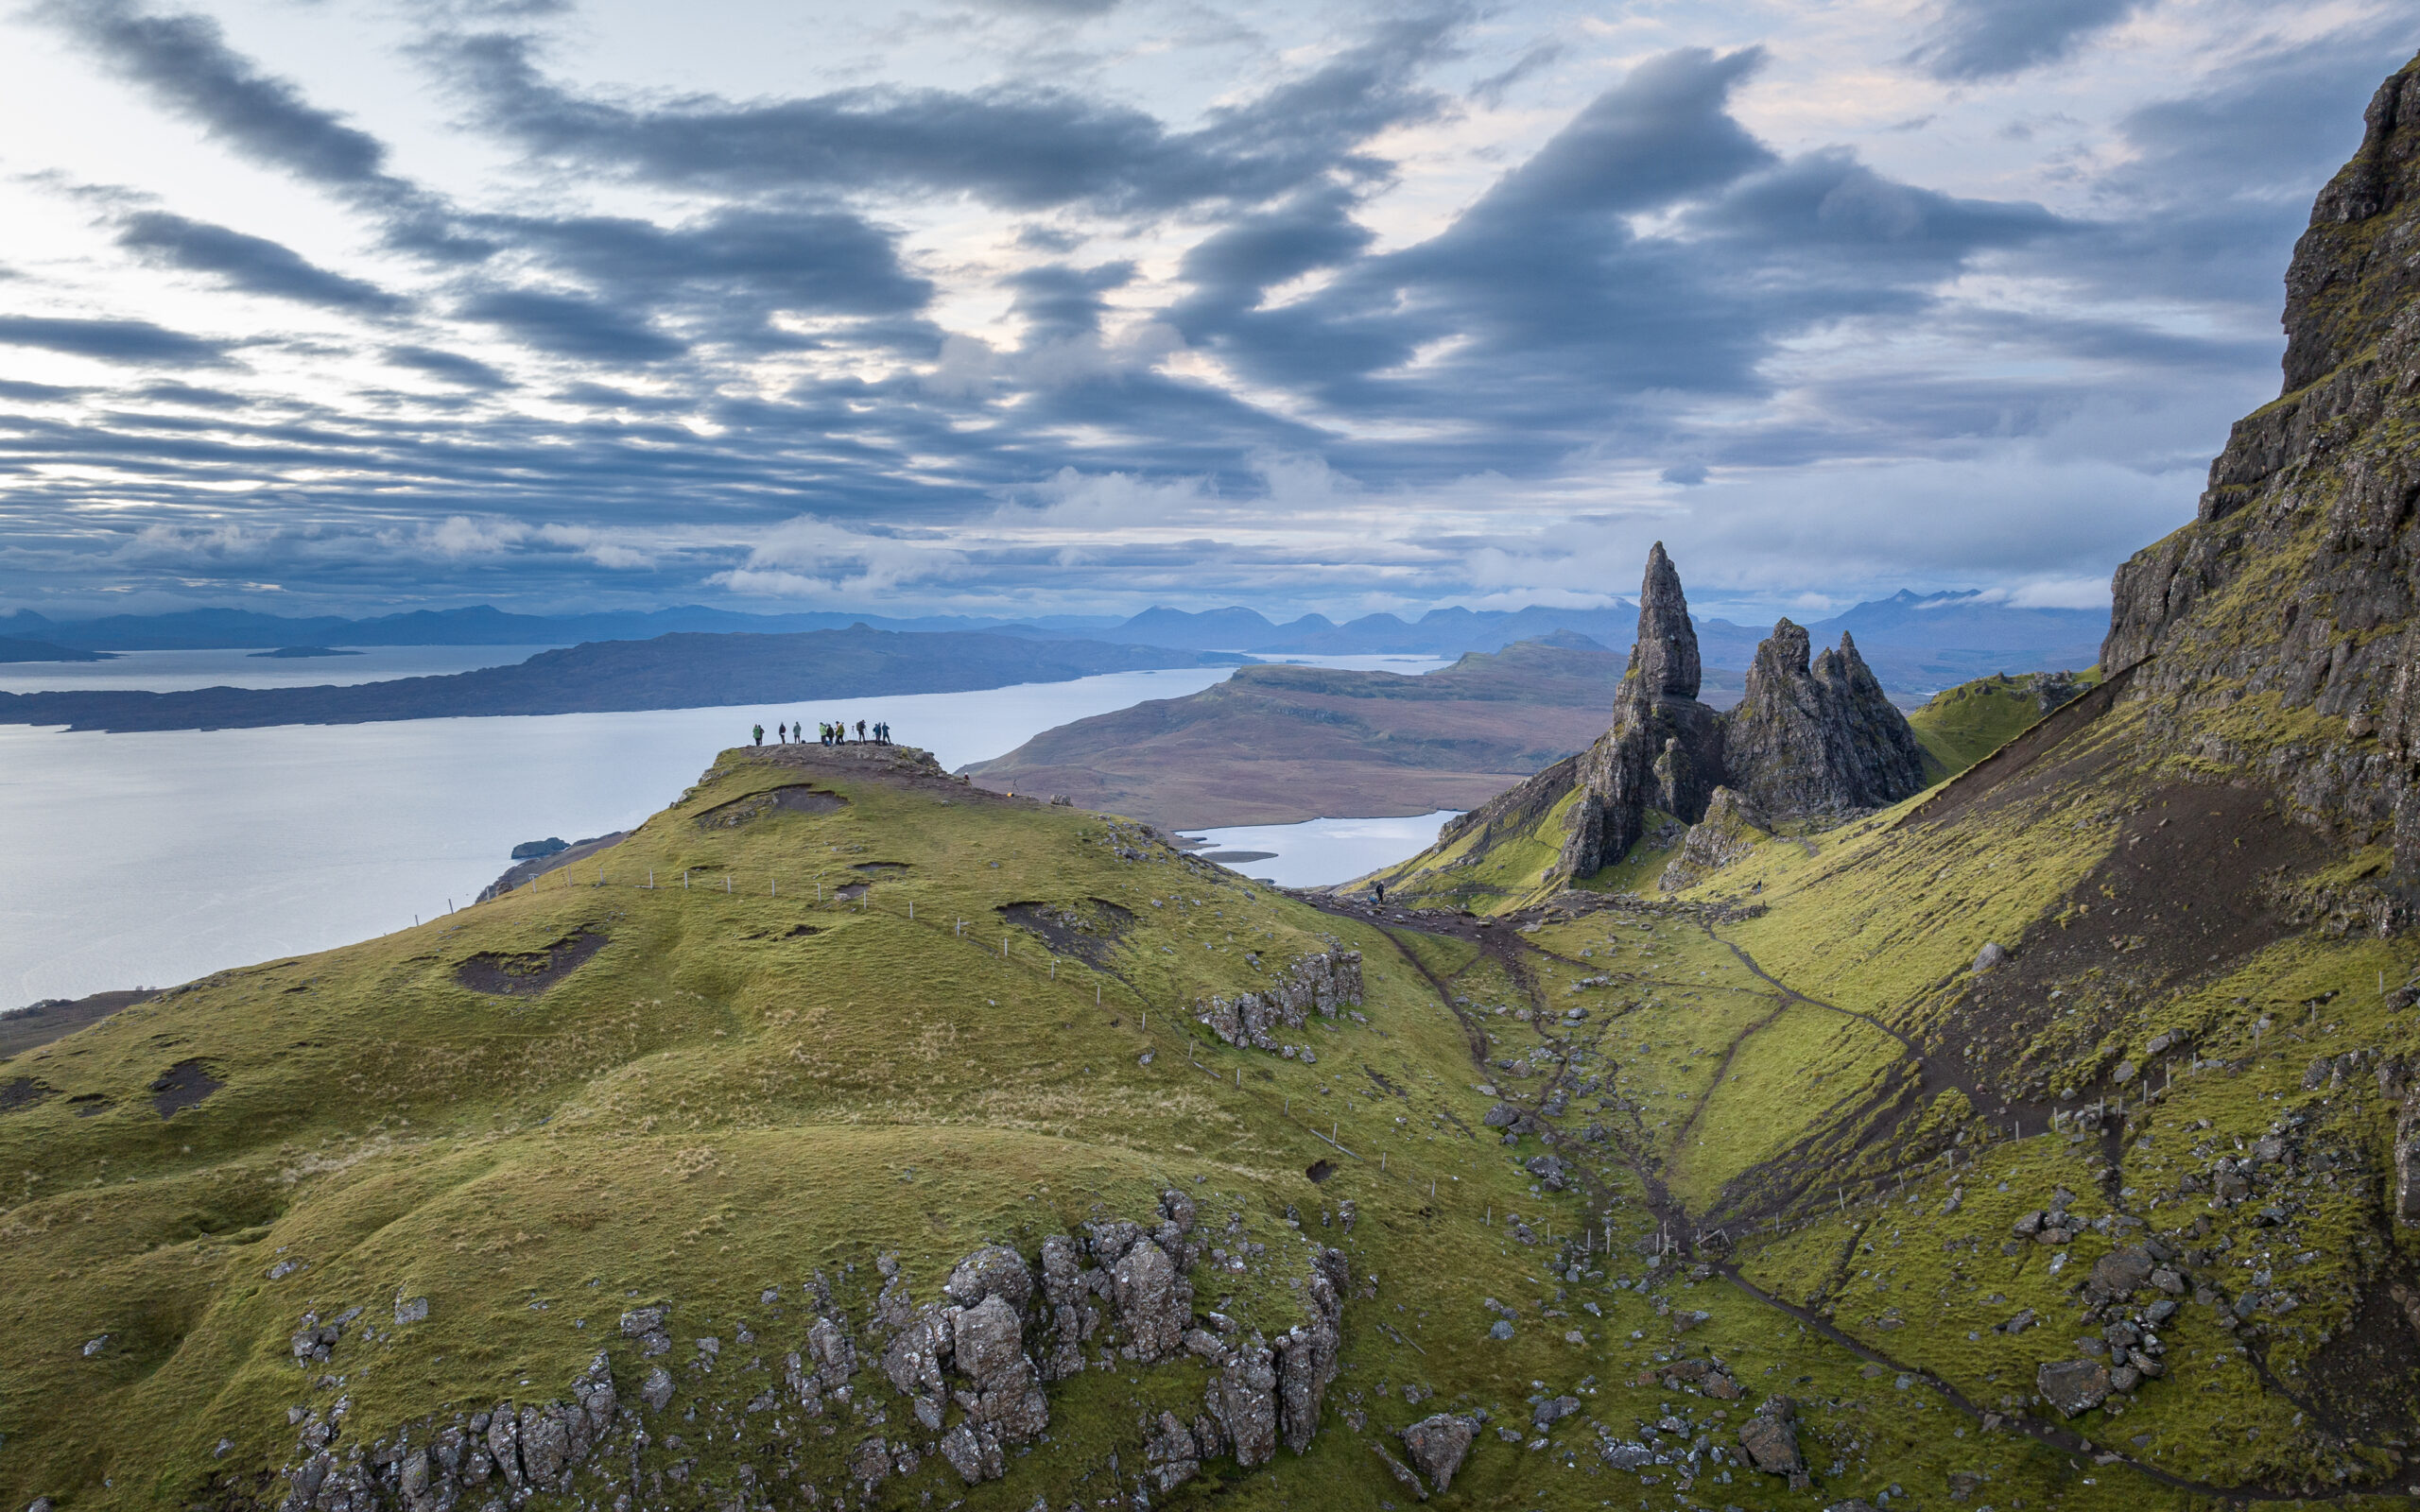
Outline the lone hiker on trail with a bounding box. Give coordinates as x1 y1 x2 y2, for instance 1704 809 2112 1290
1374 881 1386 905
752 723 764 747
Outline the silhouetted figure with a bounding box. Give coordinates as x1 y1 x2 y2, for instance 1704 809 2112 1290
752 723 764 747
856 718 867 741
1374 881 1386 904
777 722 786 743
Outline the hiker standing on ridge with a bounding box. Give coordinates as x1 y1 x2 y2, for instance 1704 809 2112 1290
856 719 867 741
752 723 764 747
777 722 786 743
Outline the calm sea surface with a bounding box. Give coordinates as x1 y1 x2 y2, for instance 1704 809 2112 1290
1180 811 1462 890
0 654 1454 1005
0 644 565 693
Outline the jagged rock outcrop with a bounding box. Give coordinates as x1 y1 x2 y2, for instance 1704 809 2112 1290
1434 542 1927 891
1720 621 1926 817
1659 786 1769 891
1560 543 1728 875
1196 950 1363 1051
268 1192 1342 1508
2100 53 2420 901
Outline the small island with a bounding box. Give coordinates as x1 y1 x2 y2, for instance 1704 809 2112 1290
247 645 364 659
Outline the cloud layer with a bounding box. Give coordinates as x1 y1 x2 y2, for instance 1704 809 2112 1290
0 0 2410 622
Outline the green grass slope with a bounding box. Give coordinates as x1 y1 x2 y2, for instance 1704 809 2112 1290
1906 670 2100 781
11 712 2416 1511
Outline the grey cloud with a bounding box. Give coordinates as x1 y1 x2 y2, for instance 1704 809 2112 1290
45 0 390 187
483 203 934 348
115 211 406 312
1171 47 2059 430
136 381 251 407
457 290 686 363
385 345 514 389
440 11 1460 213
0 379 82 402
0 315 233 366
1907 0 2149 82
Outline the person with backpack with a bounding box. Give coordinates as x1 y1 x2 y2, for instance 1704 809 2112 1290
752 723 764 747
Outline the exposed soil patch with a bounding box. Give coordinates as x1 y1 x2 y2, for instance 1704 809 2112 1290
997 899 1136 969
69 1093 110 1117
1946 781 2337 1127
2299 1280 2420 1445
851 861 910 876
0 1077 54 1112
834 883 869 902
695 783 848 833
454 927 610 997
1306 1160 1337 1183
0 988 153 1058
150 1059 221 1117
477 832 628 902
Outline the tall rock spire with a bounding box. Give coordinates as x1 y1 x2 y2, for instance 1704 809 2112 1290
1631 541 1701 699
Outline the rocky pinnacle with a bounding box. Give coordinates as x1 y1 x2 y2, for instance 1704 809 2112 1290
1631 541 1701 699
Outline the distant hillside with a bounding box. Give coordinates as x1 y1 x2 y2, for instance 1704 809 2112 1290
1905 668 2101 779
962 636 1628 828
0 627 1243 732
1105 590 2103 692
0 636 109 663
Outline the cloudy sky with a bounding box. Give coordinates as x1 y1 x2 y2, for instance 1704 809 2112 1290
0 0 2407 623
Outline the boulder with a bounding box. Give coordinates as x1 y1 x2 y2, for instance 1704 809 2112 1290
2090 1245 2155 1300
937 1422 1005 1485
1736 1396 1806 1483
943 1246 1033 1311
1400 1413 1476 1492
1204 1335 1280 1468
1145 1411 1202 1491
1111 1238 1191 1362
1973 942 2010 973
2036 1359 2111 1418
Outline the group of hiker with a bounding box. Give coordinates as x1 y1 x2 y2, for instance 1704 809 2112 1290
751 718 892 747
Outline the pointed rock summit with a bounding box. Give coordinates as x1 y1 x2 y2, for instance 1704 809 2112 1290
1428 544 1933 892
1560 544 1726 874
1633 542 1701 698
1723 620 1927 817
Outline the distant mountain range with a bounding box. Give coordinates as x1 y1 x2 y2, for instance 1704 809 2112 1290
0 604 1122 652
1106 590 2104 691
0 587 2107 693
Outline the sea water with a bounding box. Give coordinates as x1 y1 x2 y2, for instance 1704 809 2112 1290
0 644 565 694
1179 811 1462 891
0 656 1457 1005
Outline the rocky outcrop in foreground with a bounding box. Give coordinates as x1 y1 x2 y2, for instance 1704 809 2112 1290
268 1193 1349 1512
1196 949 1363 1053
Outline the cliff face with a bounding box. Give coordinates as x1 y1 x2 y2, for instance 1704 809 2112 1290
1720 620 1927 818
2102 53 2420 884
